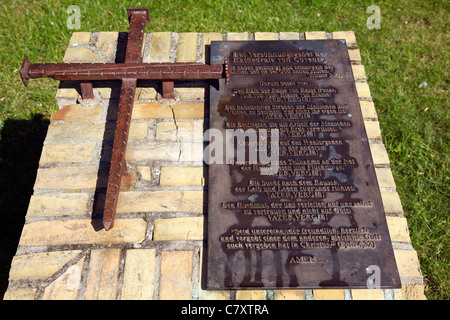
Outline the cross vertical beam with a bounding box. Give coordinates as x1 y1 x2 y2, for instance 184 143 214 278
125 8 149 64
102 8 149 230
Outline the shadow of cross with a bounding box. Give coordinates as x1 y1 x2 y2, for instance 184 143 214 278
19 7 229 230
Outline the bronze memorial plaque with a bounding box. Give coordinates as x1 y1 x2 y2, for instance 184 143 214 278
206 40 401 289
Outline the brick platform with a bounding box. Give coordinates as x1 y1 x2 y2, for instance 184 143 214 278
4 31 426 300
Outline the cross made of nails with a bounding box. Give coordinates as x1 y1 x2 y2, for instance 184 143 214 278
20 8 230 230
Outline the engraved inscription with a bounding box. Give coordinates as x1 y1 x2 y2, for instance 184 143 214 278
219 47 366 241
207 40 401 289
220 226 381 252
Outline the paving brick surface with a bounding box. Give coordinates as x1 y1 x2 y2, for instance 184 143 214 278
4 30 424 301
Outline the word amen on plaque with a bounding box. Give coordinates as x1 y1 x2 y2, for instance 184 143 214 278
206 40 401 289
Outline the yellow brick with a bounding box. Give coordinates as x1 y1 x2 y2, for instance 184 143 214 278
132 102 173 119
159 251 193 300
96 32 119 60
356 82 371 98
394 285 426 300
45 123 107 142
156 121 186 140
181 142 204 161
132 101 204 119
19 219 147 246
394 249 423 279
9 250 82 280
359 101 378 119
332 31 357 44
51 104 102 121
121 249 157 300
160 167 204 186
369 143 390 165
177 32 198 62
198 289 230 300
227 32 249 40
386 216 411 243
69 32 92 45
125 141 178 161
381 191 404 214
176 87 205 101
63 47 104 63
129 122 148 140
351 64 366 79
351 289 385 300
313 289 345 300
171 102 205 118
156 121 203 141
56 88 80 99
39 143 96 164
3 288 37 300
116 190 203 214
27 193 89 217
348 49 362 62
43 256 85 300
136 166 152 181
203 33 223 46
364 120 382 139
236 290 267 300
85 249 121 300
153 217 204 241
149 32 173 62
305 31 327 40
279 32 300 40
94 87 110 100
135 87 158 100
273 290 305 300
34 167 101 190
375 167 396 189
126 141 202 162
254 32 277 40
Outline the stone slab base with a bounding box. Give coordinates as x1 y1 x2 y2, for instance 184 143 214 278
4 31 425 300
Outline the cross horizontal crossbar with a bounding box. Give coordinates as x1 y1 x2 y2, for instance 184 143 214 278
20 58 228 86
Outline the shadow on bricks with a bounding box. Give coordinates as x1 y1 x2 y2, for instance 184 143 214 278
91 95 116 231
0 114 49 299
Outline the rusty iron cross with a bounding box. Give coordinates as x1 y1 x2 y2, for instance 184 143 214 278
20 8 230 230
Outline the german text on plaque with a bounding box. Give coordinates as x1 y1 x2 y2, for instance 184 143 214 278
206 40 401 289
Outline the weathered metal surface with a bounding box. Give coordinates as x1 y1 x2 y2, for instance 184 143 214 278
20 60 224 84
124 8 150 64
103 78 137 230
206 40 401 289
80 82 94 100
162 81 175 99
102 8 147 230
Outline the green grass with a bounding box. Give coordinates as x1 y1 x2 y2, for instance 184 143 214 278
0 0 448 299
